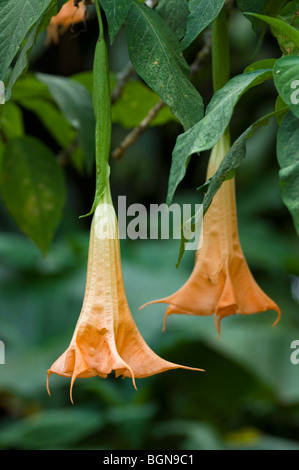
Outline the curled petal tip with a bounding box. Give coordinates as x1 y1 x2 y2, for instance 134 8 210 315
272 308 281 328
70 374 78 405
139 299 160 311
46 371 51 397
139 296 172 312
214 314 221 339
132 376 137 391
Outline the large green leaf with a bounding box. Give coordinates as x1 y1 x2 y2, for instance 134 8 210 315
276 111 299 236
0 408 103 449
36 73 95 173
246 13 299 49
156 0 189 40
99 0 132 44
274 55 299 119
111 80 176 128
276 0 299 55
0 136 66 254
167 68 273 205
180 0 225 51
0 0 54 82
1 102 24 141
20 98 75 149
237 0 287 32
4 22 40 101
4 1 59 101
125 0 204 131
8 73 76 158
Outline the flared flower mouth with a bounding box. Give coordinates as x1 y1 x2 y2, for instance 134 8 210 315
47 0 87 44
141 132 281 336
47 183 203 403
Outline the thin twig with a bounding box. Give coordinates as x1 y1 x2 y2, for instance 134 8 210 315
111 100 165 161
190 29 213 78
57 137 79 167
111 61 136 104
111 30 213 161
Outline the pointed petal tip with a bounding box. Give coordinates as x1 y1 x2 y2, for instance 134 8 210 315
132 376 137 391
46 370 51 397
214 313 221 339
139 296 172 311
189 366 205 373
272 305 281 327
70 374 77 405
162 312 169 332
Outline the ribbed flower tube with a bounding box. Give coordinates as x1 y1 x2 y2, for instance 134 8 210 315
142 132 281 335
47 182 202 402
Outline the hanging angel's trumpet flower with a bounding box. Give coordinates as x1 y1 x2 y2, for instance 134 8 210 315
47 0 87 44
142 132 281 336
47 183 202 402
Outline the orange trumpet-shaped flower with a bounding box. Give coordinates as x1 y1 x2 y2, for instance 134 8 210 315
47 0 87 44
47 183 202 402
142 132 281 335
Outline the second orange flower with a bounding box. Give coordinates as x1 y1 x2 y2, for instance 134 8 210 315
142 132 281 335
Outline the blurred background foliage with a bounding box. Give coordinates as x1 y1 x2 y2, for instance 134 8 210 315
0 3 299 451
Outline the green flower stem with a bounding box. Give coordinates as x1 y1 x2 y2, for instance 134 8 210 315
85 0 111 217
95 0 104 40
212 6 231 159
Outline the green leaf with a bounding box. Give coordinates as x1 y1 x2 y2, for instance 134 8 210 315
8 73 77 159
237 0 265 33
10 72 51 101
278 0 299 24
237 0 287 33
244 58 277 73
4 0 59 101
276 111 299 236
21 98 75 149
36 73 95 173
125 0 204 131
4 21 40 101
275 94 289 125
245 13 299 49
0 408 103 450
156 0 189 40
274 55 299 119
0 139 4 176
167 68 273 205
276 0 299 55
0 136 66 254
180 0 225 51
2 102 24 140
99 0 132 44
111 80 176 128
0 0 54 82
